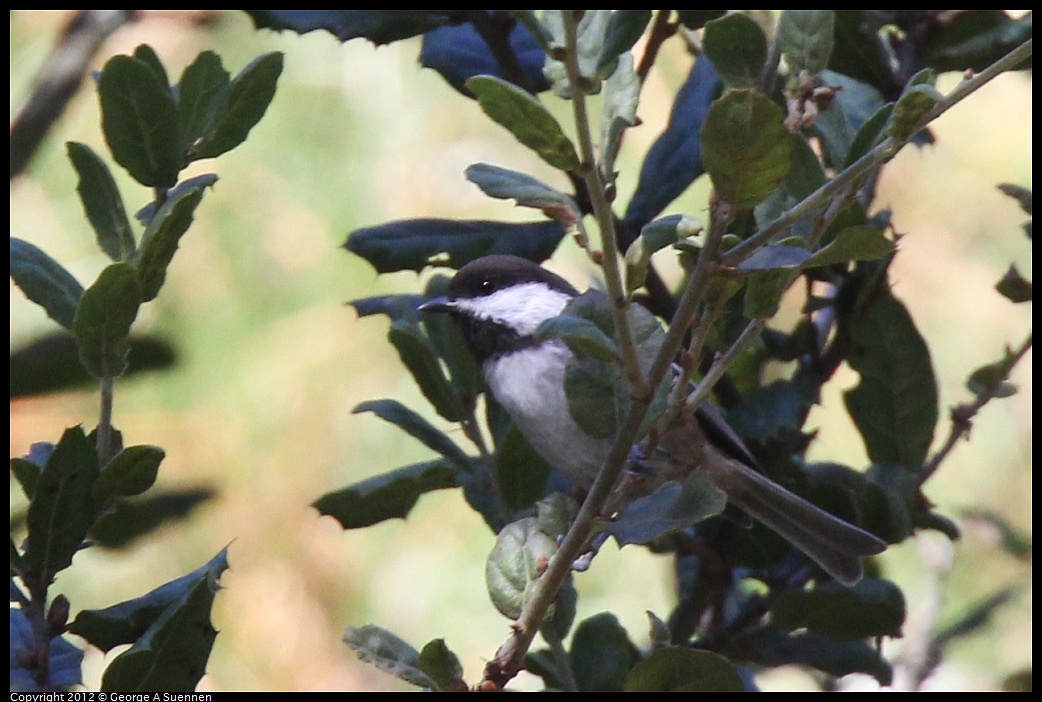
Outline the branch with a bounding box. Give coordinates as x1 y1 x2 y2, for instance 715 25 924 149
10 10 135 180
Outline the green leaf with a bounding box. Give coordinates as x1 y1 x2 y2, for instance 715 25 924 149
192 52 283 160
495 424 552 513
537 314 620 362
94 445 165 508
601 53 640 174
417 639 466 693
467 75 580 171
90 488 214 550
845 103 894 168
542 10 611 95
604 473 728 546
10 238 84 330
744 629 892 684
702 13 769 89
132 44 170 89
485 517 559 620
625 647 744 692
100 548 227 692
737 244 811 272
98 54 182 188
773 579 906 639
624 215 702 294
344 625 437 690
843 288 938 471
744 268 793 318
176 51 231 157
70 548 228 652
889 83 942 142
67 141 136 261
353 399 470 468
995 264 1032 303
135 183 208 301
804 225 895 268
967 359 1019 399
312 460 459 529
389 320 468 422
465 162 579 227
25 426 100 585
570 613 640 692
701 89 792 209
74 263 142 378
778 10 835 76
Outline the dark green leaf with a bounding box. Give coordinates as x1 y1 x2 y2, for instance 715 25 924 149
727 376 819 443
346 218 567 274
10 238 84 331
100 548 227 692
773 579 905 639
702 14 769 89
485 517 558 620
467 75 580 171
570 613 640 692
542 10 611 95
845 103 894 168
967 359 1019 399
843 288 938 471
67 141 136 261
743 268 792 318
596 10 652 76
11 445 48 499
350 294 423 320
313 460 459 529
601 53 639 173
90 488 214 549
624 215 701 293
134 173 217 228
605 473 728 546
676 11 728 31
995 264 1032 303
389 320 467 422
344 625 436 689
778 10 835 76
537 314 619 362
25 426 99 584
70 548 229 652
495 424 552 513
804 224 895 268
74 263 141 378
353 399 470 467
784 133 827 200
889 84 942 142
95 445 165 508
176 51 231 157
417 639 466 692
625 647 744 692
701 89 792 209
135 184 208 302
98 54 182 188
465 162 579 227
747 629 892 684
132 44 170 89
192 52 283 160
422 276 485 403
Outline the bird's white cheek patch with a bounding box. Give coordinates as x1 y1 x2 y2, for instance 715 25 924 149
455 283 572 335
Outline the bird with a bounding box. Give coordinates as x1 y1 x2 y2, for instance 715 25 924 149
420 254 885 585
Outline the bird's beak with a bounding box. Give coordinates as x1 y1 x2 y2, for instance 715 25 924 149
418 296 454 314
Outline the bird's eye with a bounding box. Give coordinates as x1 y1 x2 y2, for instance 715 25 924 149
479 279 493 293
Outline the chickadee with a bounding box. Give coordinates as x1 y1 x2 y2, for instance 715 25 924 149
421 254 885 585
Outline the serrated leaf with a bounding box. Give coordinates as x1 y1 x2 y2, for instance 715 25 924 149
313 460 459 529
25 426 99 585
467 75 580 171
389 320 467 422
496 424 552 512
74 263 141 378
701 89 792 210
135 185 206 302
773 579 905 639
465 162 579 227
344 625 437 689
702 14 769 89
67 141 136 261
353 399 470 467
70 548 229 652
804 225 895 268
95 445 165 508
346 218 567 274
98 54 182 188
176 51 231 157
843 288 938 471
778 10 835 76
486 517 558 620
192 52 283 160
99 548 227 692
624 215 702 293
625 647 744 692
247 10 452 45
10 238 84 330
570 613 640 692
995 264 1032 303
604 473 728 546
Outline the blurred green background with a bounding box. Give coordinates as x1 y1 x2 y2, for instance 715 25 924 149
10 11 1031 691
